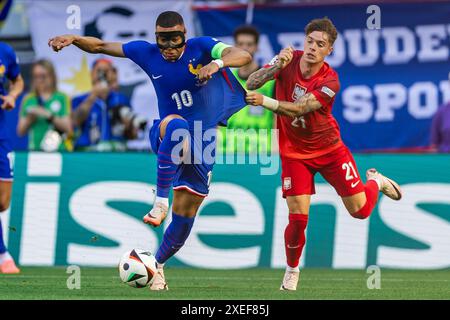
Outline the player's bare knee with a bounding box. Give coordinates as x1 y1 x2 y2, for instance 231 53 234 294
174 198 202 216
349 211 367 220
286 196 311 214
289 207 310 215
0 188 11 211
0 198 10 212
172 204 199 217
159 114 188 139
342 193 366 218
346 203 365 219
173 189 203 216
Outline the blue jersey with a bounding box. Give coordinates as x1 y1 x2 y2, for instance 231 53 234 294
122 37 246 130
72 91 131 148
0 42 20 140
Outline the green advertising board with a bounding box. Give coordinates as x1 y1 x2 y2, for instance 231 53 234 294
3 152 450 269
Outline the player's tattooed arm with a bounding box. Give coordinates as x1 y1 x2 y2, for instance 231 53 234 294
247 47 294 90
277 93 323 117
48 35 125 57
246 92 322 117
247 64 281 90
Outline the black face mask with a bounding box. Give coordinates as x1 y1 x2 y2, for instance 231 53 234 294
155 31 186 49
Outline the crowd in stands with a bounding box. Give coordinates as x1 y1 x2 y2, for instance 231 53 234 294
4 25 450 153
15 57 148 152
6 25 278 154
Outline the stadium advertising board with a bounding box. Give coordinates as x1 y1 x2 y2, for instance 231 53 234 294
3 152 450 269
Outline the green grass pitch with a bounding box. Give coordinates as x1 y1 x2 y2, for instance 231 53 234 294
0 267 449 300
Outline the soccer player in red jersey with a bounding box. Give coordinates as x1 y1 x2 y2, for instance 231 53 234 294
246 18 402 290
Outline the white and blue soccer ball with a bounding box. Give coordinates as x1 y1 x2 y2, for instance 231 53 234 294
118 249 158 288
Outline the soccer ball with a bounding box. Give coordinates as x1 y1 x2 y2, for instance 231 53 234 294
118 249 158 288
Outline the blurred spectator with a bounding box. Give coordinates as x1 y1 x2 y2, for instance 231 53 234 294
110 66 119 91
430 74 450 153
17 59 73 152
71 58 147 151
218 25 275 154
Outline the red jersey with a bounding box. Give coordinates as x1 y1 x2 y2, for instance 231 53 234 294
272 50 343 159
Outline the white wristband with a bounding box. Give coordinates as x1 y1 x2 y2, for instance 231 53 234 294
212 59 224 69
262 95 279 111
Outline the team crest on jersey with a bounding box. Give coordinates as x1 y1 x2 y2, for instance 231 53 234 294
0 63 5 77
283 177 292 190
188 60 203 76
292 83 307 101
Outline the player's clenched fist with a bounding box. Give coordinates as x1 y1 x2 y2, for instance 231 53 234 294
277 46 294 69
198 62 220 82
48 35 76 52
246 91 264 106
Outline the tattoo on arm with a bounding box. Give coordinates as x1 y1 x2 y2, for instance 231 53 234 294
277 93 323 117
247 64 281 90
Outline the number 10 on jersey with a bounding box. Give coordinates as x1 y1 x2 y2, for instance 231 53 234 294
172 90 193 109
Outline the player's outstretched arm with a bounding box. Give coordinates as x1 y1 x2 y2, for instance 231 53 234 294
246 91 322 117
198 46 251 82
246 64 281 91
247 47 294 90
48 35 125 57
220 46 252 68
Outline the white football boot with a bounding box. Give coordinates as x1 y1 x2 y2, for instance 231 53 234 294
280 269 300 291
366 168 402 200
143 202 168 227
150 265 168 291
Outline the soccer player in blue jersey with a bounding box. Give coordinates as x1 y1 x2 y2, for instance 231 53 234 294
0 41 24 274
49 11 251 290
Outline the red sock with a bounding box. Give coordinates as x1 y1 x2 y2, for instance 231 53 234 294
353 180 379 219
284 213 308 268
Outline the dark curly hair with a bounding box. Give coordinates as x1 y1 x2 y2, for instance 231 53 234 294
233 25 260 44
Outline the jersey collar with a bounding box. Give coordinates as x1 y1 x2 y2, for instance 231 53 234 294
298 50 328 82
161 46 186 62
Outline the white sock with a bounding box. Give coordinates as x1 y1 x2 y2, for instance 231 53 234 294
286 265 299 273
156 262 165 269
0 251 12 264
155 196 169 207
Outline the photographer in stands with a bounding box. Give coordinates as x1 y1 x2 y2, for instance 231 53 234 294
71 58 146 151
